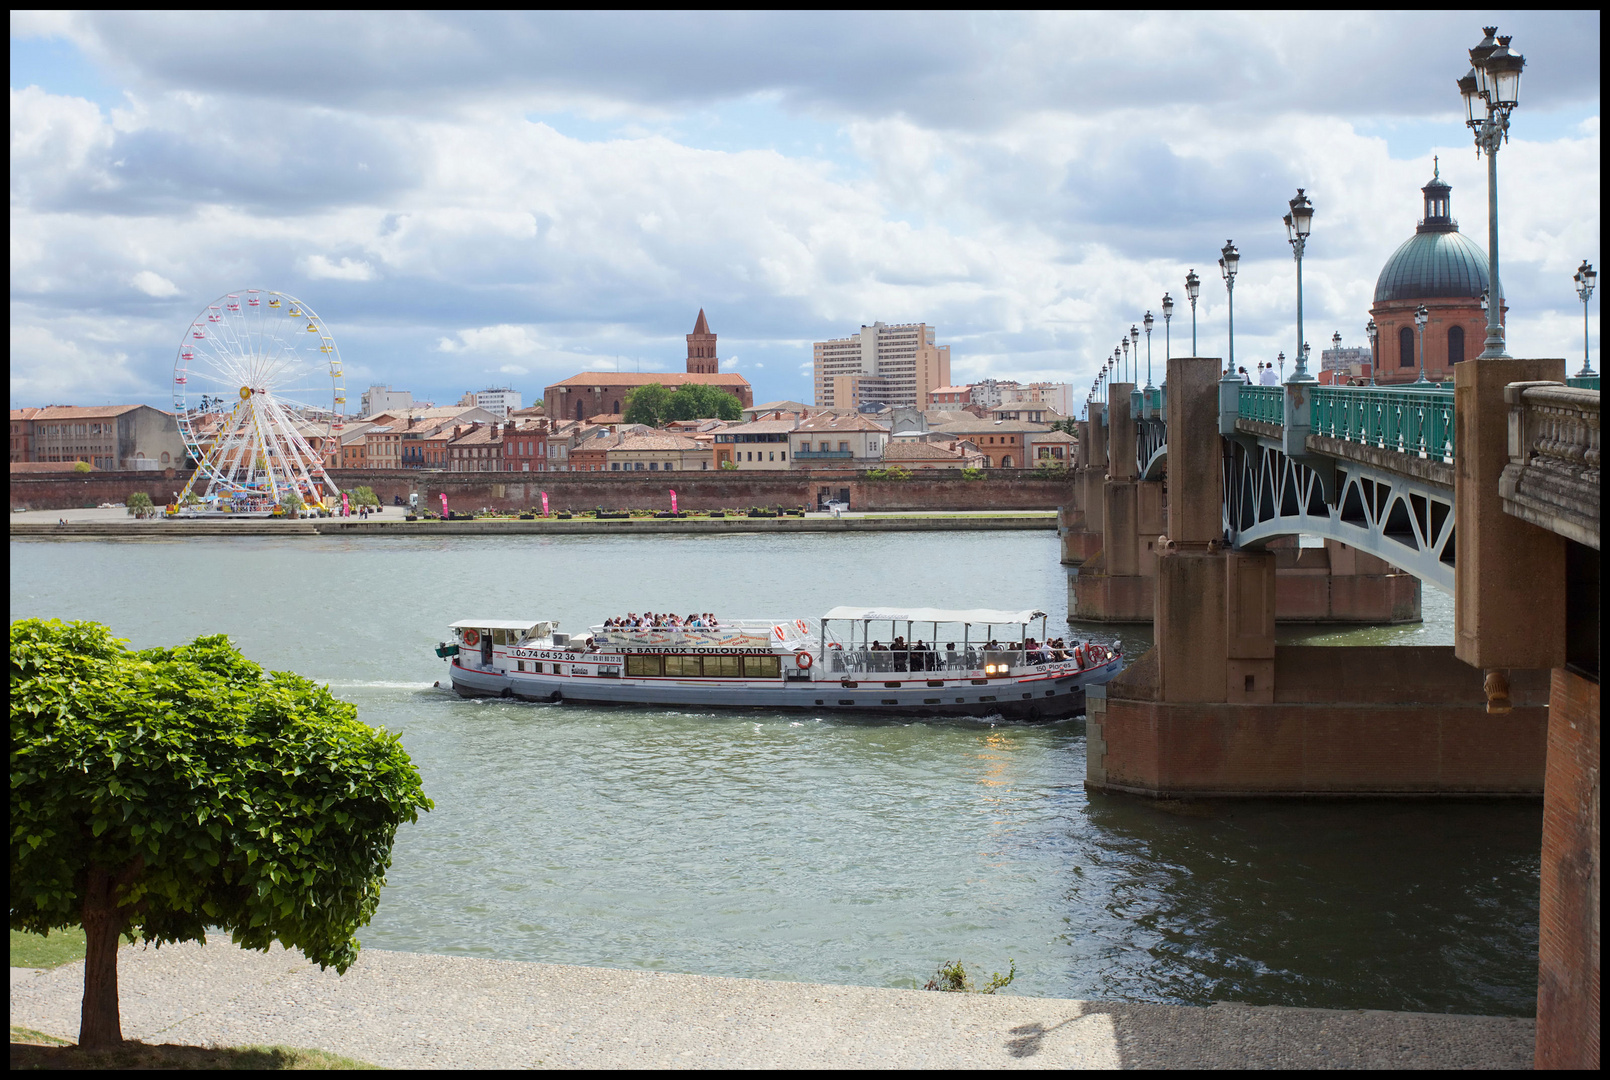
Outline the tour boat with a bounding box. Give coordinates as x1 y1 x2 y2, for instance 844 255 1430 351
435 606 1124 721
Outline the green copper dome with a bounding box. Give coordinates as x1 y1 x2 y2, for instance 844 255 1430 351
1374 167 1492 304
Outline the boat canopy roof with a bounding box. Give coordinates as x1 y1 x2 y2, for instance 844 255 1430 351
450 619 550 630
820 606 1046 625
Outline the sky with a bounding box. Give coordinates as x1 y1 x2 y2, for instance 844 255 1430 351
9 11 1601 413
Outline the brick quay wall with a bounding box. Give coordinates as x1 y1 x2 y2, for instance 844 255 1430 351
8 469 1076 514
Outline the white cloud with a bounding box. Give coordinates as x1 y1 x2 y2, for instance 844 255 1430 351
130 270 180 297
437 325 545 356
300 255 376 281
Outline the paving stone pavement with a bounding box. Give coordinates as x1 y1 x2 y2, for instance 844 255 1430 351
9 941 1534 1069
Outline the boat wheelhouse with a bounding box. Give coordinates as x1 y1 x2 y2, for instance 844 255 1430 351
438 607 1123 721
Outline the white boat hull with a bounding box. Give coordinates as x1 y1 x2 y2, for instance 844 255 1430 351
447 656 1123 721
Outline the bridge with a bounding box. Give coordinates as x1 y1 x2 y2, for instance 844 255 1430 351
1060 356 1599 1068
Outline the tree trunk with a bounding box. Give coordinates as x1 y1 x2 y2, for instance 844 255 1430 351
78 866 124 1048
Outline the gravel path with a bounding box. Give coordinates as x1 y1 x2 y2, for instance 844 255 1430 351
10 942 1532 1069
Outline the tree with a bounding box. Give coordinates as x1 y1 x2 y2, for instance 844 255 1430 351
277 491 304 518
73 460 92 473
622 383 673 427
124 493 155 519
9 619 432 1048
666 383 743 422
348 486 379 507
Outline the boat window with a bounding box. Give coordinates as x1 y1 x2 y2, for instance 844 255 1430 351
704 655 741 678
743 655 781 679
626 655 662 677
492 628 507 645
664 655 701 677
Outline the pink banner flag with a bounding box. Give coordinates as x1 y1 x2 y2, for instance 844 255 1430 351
540 491 550 516
340 492 349 516
440 492 449 519
669 489 678 514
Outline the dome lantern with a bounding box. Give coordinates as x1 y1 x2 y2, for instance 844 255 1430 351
1419 157 1454 232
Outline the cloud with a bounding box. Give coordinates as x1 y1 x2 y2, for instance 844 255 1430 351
301 255 376 281
7 14 1599 412
130 270 180 297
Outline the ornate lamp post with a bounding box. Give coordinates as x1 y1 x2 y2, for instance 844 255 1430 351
1366 317 1379 385
1414 305 1430 383
1120 339 1130 384
1218 241 1240 374
1143 311 1155 390
1277 351 1285 381
1161 293 1174 364
1574 260 1597 377
1130 325 1140 384
1459 26 1525 359
1284 189 1315 381
1185 270 1201 355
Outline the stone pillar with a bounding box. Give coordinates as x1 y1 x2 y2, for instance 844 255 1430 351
1106 384 1136 481
1165 358 1224 546
1225 550 1275 703
1155 550 1228 702
1454 358 1566 670
1536 668 1601 1070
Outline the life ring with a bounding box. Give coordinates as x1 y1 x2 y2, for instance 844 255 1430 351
795 651 813 670
795 619 810 636
773 625 785 640
1073 645 1085 667
462 629 480 647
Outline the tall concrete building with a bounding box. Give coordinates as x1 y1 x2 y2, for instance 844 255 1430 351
812 322 950 409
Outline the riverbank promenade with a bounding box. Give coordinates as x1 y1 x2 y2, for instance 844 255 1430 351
10 941 1531 1069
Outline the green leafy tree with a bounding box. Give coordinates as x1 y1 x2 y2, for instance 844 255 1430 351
960 467 987 481
348 486 379 508
124 493 155 519
9 619 432 1048
622 383 674 427
277 491 304 518
666 384 743 422
73 460 92 473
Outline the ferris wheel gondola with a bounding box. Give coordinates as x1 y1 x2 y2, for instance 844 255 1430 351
171 289 346 512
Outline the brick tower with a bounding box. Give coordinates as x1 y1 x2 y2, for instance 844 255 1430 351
685 309 718 374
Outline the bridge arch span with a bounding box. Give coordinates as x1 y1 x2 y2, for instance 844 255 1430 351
1223 437 1455 594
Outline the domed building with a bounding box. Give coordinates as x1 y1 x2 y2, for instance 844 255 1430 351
1369 163 1505 384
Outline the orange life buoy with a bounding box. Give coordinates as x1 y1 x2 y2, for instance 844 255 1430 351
795 619 809 636
462 629 480 647
1074 645 1086 667
795 651 813 670
773 625 785 640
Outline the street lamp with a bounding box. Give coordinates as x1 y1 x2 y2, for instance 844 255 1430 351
1414 305 1430 384
1277 351 1285 381
1284 188 1315 381
1366 317 1379 386
1574 260 1597 377
1130 325 1140 384
1120 338 1130 384
1161 293 1174 365
1218 241 1240 374
1143 311 1155 390
1459 26 1525 358
1185 270 1201 355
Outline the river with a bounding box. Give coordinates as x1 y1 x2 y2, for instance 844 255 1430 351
9 532 1536 1014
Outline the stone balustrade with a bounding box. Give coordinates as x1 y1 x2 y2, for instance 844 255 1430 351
1499 382 1601 550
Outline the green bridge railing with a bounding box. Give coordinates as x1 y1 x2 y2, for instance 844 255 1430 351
1566 374 1600 390
1237 385 1283 424
1311 385 1455 462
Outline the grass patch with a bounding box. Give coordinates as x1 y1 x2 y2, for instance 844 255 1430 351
10 928 138 970
9 1028 377 1070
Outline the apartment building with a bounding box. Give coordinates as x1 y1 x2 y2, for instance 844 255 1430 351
812 322 950 410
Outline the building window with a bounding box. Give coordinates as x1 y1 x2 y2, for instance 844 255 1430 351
665 462 674 471
1448 325 1465 365
1399 326 1415 368
611 462 619 471
649 461 658 471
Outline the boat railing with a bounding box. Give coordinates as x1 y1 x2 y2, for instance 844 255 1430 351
589 620 807 650
826 647 1093 676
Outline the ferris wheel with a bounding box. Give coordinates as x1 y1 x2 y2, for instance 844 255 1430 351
172 290 346 510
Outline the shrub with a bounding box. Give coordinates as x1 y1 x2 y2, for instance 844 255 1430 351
864 466 912 482
923 959 1016 994
124 493 156 519
960 467 987 481
73 461 92 474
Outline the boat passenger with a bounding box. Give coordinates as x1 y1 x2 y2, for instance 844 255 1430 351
892 636 907 673
946 643 958 667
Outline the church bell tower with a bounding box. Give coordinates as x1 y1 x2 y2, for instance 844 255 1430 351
686 309 718 374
